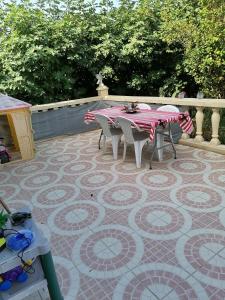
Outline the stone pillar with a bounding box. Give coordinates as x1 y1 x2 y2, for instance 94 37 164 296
210 108 221 145
96 85 108 98
194 106 204 142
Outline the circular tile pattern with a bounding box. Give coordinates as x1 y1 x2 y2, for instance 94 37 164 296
0 184 20 201
193 150 225 162
136 170 182 191
175 144 195 153
32 184 79 208
62 160 96 175
38 146 65 157
176 229 225 288
11 162 46 176
47 153 79 166
128 202 191 240
76 170 117 190
72 225 144 278
48 201 105 235
97 183 147 209
204 169 225 190
0 171 10 184
93 153 115 164
54 256 80 299
7 199 33 212
111 160 143 175
78 145 99 155
21 171 61 190
219 209 225 229
168 158 210 175
54 136 77 147
66 139 90 150
170 184 225 212
36 141 55 150
112 263 209 300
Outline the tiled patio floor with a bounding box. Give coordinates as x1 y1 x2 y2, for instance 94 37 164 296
1 129 225 300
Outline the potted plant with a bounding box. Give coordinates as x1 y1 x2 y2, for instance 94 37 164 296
0 210 8 251
0 210 8 229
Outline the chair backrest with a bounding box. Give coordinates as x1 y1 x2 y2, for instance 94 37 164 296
116 117 135 143
157 105 179 112
137 103 151 110
95 114 113 137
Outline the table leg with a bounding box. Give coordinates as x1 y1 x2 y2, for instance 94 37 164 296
40 251 64 300
156 133 164 161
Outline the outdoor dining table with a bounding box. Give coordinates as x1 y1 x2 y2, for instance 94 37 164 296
84 105 193 160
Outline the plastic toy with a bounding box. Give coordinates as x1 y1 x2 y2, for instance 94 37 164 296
0 138 11 164
0 265 28 291
6 229 34 251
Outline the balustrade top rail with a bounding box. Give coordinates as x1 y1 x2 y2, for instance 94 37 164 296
104 95 225 108
30 96 101 112
30 94 225 113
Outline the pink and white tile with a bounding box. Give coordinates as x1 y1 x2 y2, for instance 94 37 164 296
176 229 225 289
48 201 105 235
136 169 182 191
72 224 144 279
112 263 209 300
128 201 192 240
1 130 225 299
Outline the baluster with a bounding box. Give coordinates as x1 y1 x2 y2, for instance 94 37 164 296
210 108 221 145
194 107 204 142
181 106 190 139
181 132 190 139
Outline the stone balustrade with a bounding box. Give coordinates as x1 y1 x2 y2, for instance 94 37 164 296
30 84 225 155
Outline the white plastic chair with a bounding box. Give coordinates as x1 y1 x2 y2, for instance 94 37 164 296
149 105 179 169
95 114 123 160
137 103 151 110
157 105 179 113
116 117 150 168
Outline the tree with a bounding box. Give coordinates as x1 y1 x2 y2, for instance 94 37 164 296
160 0 225 98
0 0 223 104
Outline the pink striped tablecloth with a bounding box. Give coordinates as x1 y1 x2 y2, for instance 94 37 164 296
84 106 193 141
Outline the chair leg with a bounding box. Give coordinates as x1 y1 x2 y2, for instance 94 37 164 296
139 140 148 168
111 136 120 160
156 132 164 161
98 130 103 149
103 135 107 153
150 136 157 169
123 142 127 161
134 142 141 168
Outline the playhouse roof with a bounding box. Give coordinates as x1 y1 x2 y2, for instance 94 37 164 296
0 94 31 112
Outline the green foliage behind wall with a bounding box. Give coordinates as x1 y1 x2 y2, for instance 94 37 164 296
0 0 224 105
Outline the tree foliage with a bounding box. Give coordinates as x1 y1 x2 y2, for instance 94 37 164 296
0 0 224 104
160 0 225 98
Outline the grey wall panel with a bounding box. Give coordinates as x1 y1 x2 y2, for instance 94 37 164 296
32 101 109 140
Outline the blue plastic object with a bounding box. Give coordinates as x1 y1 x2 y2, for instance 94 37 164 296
6 230 34 251
0 280 12 291
17 271 28 283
